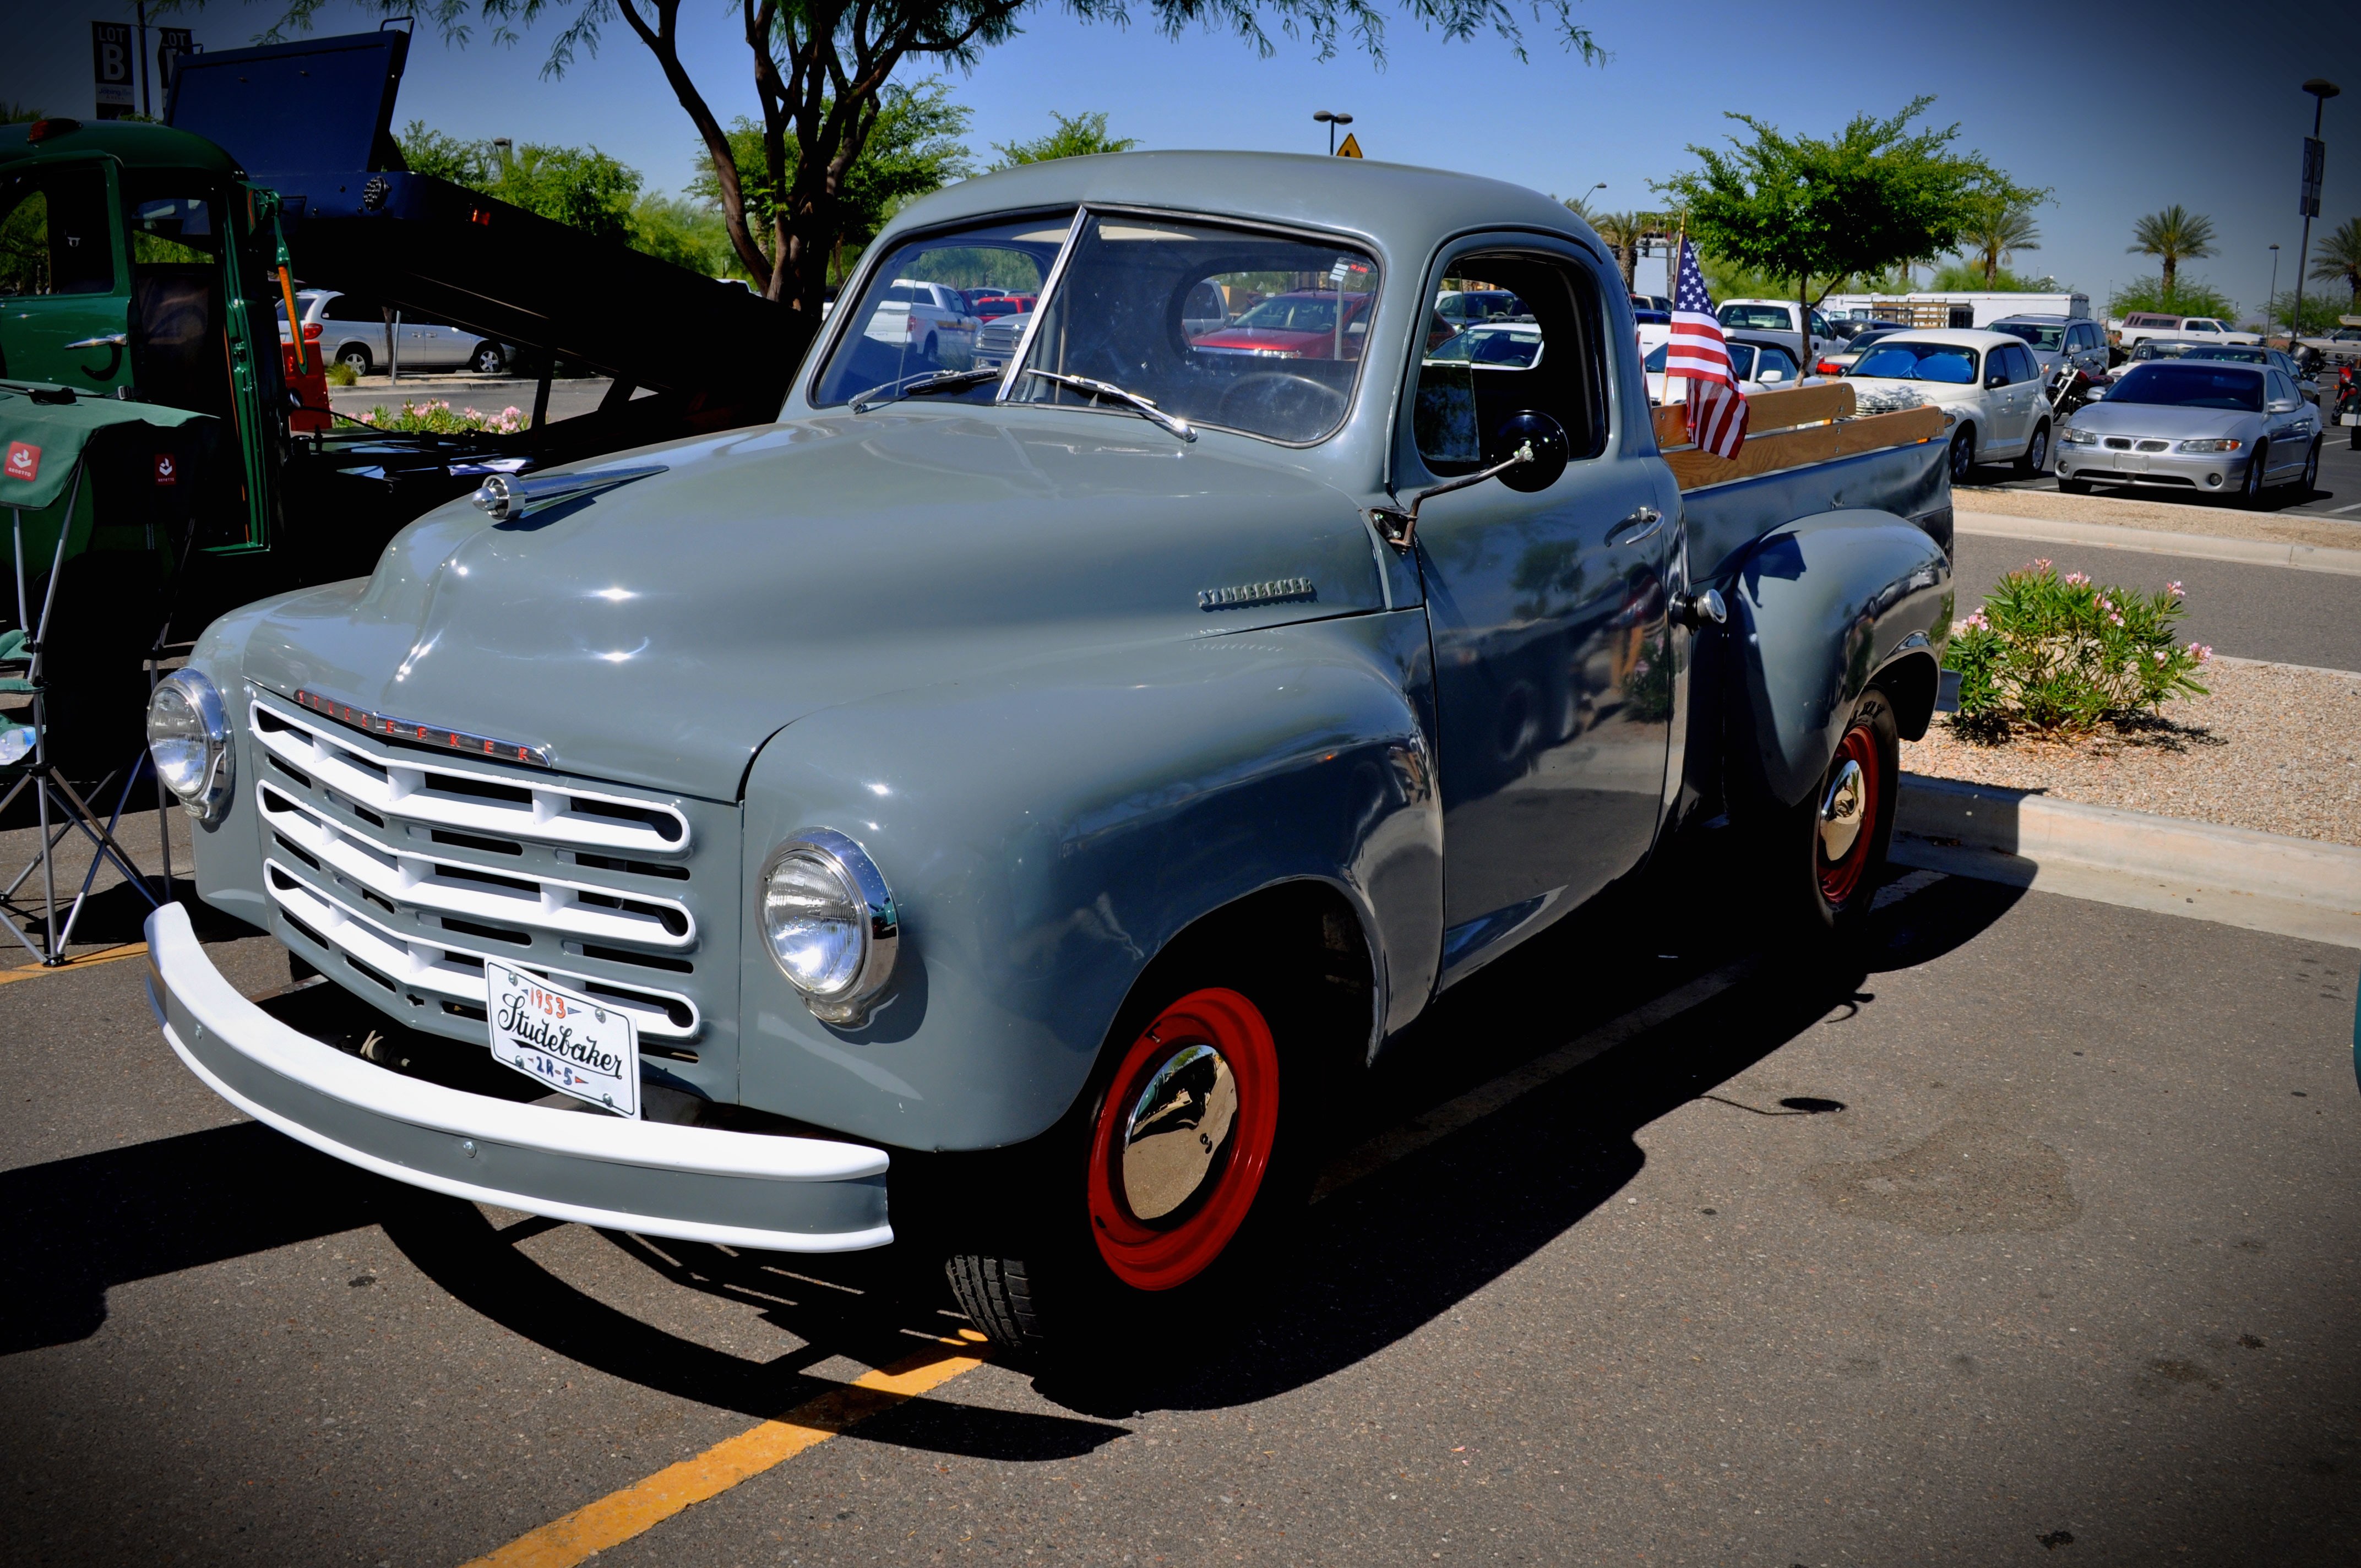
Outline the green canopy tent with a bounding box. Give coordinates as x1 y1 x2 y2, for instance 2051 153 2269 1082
2 383 217 964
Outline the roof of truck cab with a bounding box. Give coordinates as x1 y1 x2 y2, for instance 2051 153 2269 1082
871 150 1601 264
0 119 242 177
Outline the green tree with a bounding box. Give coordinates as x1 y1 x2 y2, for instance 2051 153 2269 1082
1929 260 2059 293
1657 97 2001 373
1956 184 2047 286
2126 205 2216 299
2263 288 2349 335
2108 276 2237 322
688 79 976 286
630 192 736 275
1587 211 1662 291
210 0 1601 352
2309 215 2361 303
395 121 491 184
988 110 1136 168
2 104 47 124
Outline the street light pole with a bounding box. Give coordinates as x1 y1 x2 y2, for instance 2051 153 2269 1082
2268 244 2281 341
2292 78 2341 349
1313 110 1353 156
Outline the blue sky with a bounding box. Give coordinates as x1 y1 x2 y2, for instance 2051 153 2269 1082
18 1 2361 318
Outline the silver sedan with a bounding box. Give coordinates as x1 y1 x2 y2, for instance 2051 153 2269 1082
2056 360 2322 507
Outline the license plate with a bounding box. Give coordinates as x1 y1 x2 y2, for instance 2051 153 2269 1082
487 965 639 1117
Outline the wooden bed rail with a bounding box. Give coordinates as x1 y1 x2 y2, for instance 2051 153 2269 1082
1649 381 1946 492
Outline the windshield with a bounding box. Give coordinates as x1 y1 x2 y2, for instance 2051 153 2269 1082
1995 322 2066 351
815 210 1380 443
2183 345 2266 363
1851 341 1979 384
1718 303 1792 331
2104 364 2264 411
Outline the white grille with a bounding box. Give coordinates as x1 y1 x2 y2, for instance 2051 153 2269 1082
265 859 700 1040
258 781 695 949
249 695 691 856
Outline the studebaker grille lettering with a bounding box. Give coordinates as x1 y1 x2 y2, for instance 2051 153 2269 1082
1198 577 1316 611
294 687 553 769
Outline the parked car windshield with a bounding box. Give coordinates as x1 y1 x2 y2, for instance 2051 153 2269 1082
2182 345 2268 363
2104 364 2265 411
1718 303 1792 331
1644 341 1761 380
1849 341 1979 384
1994 322 2068 351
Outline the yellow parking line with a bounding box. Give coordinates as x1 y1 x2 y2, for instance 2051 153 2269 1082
0 942 148 985
460 1333 991 1568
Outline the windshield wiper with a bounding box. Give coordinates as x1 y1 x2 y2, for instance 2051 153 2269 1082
850 366 1000 414
1019 368 1196 443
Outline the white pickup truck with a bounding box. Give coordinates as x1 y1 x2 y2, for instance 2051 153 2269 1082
2112 312 2261 350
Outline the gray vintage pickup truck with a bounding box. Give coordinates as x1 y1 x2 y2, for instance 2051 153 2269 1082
143 152 1952 1354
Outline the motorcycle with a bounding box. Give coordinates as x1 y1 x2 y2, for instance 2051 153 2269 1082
2335 362 2360 450
2046 360 2107 422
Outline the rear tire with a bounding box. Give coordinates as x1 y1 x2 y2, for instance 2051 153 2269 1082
470 342 507 374
2015 420 2050 477
2299 439 2320 497
1744 685 1901 942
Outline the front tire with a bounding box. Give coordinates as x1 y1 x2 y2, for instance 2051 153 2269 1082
1949 427 1977 484
2299 438 2321 497
2238 442 2270 508
944 974 1324 1360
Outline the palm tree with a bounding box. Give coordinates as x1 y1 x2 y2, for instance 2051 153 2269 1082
2310 216 2361 303
1591 211 1650 290
1960 199 2041 286
2128 205 2218 298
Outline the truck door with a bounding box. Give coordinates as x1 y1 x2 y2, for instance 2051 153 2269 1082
0 159 133 394
1403 243 1677 982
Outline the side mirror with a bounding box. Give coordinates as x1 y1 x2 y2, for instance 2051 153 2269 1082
1365 410 1570 548
1987 373 2008 388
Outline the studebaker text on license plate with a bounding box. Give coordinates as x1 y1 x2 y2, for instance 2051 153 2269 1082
488 965 639 1118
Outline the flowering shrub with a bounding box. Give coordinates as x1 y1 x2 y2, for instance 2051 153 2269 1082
353 400 527 435
1947 559 2211 736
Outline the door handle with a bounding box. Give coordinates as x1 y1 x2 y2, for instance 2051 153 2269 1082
66 333 129 350
1608 505 1664 547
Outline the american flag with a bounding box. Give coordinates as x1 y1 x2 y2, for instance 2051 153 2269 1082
1666 237 1748 460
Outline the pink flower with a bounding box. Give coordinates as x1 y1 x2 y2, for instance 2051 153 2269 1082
2109 613 2124 627
2064 571 2090 586
2166 581 2184 597
2153 650 2168 663
2034 558 2053 570
2199 644 2213 662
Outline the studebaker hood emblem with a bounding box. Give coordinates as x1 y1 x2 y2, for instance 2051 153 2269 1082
1198 576 1315 611
295 689 552 768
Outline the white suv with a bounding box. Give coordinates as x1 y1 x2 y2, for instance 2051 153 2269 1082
862 279 981 362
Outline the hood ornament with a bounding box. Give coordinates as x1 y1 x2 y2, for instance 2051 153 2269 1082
472 463 668 521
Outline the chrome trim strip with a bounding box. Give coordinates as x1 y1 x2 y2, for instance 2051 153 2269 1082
995 206 1089 404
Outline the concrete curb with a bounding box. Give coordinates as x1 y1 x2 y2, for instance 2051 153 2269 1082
1953 511 2361 577
1892 773 2361 949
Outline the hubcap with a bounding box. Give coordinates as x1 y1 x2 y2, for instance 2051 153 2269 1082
1119 1044 1238 1222
1819 758 1867 863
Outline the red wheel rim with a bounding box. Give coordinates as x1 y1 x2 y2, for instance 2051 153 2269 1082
1816 723 1880 906
1085 987 1279 1292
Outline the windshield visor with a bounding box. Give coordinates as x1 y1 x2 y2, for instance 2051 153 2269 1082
1009 214 1379 444
1851 342 1979 384
813 213 1075 408
2104 364 2265 411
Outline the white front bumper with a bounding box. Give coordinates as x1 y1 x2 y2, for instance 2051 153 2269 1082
143 904 893 1251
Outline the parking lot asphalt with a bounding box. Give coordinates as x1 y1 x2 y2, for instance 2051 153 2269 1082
1951 532 2361 672
5 865 2355 1567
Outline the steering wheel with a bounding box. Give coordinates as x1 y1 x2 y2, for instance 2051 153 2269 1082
1217 372 1348 434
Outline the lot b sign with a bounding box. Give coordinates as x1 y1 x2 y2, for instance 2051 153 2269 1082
91 21 135 119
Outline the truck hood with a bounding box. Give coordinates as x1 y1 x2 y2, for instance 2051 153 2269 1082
231 409 1389 800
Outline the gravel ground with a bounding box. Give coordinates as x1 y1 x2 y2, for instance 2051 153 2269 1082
1903 655 2361 846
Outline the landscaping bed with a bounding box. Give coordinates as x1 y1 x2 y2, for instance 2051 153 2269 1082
1904 655 2361 847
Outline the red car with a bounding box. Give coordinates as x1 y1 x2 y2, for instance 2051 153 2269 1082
1192 290 1375 361
966 291 1037 320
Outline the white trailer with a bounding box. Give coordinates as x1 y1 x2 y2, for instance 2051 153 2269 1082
1820 291 2091 329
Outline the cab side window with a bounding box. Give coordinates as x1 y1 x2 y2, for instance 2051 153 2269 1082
1413 253 1607 476
0 165 115 297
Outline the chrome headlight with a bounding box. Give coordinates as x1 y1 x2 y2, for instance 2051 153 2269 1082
759 828 898 1025
146 670 233 821
2176 437 2242 453
2059 426 2098 445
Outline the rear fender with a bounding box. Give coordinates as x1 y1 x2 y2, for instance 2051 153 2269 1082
1723 510 1954 809
734 611 1443 1153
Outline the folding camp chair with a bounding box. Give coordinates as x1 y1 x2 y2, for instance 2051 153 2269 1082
2 464 165 965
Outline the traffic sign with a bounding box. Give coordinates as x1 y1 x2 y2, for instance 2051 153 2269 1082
91 21 135 119
1336 132 1363 159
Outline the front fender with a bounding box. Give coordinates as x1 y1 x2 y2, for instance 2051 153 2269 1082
1724 510 1953 809
735 611 1442 1152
